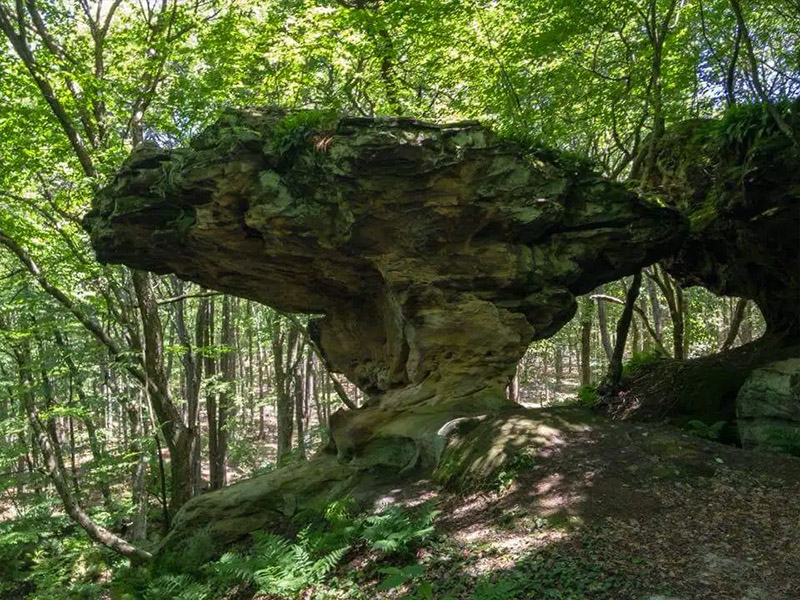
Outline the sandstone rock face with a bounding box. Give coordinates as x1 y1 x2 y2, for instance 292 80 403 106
647 104 800 340
737 358 800 456
86 108 684 466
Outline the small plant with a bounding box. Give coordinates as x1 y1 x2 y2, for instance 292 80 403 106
622 348 665 377
141 574 212 600
576 384 599 407
472 575 523 600
270 110 339 160
378 564 456 600
110 498 443 599
209 529 348 598
470 546 628 599
685 419 727 441
361 501 439 555
496 450 536 493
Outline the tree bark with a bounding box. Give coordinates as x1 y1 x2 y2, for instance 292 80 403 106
595 285 615 362
608 273 643 391
294 360 306 459
580 297 593 386
508 366 520 402
127 400 148 542
132 270 192 513
214 294 236 487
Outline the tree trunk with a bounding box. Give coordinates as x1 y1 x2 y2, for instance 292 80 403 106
554 346 563 389
272 319 299 464
127 400 148 542
741 301 754 344
595 285 614 362
204 297 220 489
170 277 205 496
608 273 643 391
646 270 662 340
580 297 593 386
508 366 520 402
214 294 236 487
295 359 306 459
674 284 686 360
132 270 192 513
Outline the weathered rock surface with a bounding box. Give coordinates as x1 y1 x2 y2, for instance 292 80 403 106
86 107 685 466
614 104 800 431
646 102 800 340
737 358 800 456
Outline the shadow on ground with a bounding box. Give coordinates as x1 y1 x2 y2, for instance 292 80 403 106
420 406 800 600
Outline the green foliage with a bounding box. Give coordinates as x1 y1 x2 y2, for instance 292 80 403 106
0 0 797 597
622 348 666 377
0 506 118 600
270 110 340 161
685 420 728 441
496 129 595 176
470 545 631 599
377 563 425 591
210 530 348 598
496 449 537 493
377 563 454 600
111 499 442 599
361 501 439 555
472 575 522 600
714 99 799 149
157 528 216 576
143 574 212 600
576 384 599 408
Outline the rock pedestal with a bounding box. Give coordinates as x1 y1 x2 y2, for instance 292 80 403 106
86 107 685 468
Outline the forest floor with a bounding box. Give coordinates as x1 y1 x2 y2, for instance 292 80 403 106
332 407 800 600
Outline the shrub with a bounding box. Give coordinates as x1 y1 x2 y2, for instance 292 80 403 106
685 420 727 441
622 348 666 377
361 501 439 555
576 384 599 407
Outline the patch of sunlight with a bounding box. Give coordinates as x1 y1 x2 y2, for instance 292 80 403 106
530 472 589 514
459 529 571 577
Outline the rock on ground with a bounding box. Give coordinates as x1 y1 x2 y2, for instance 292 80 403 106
737 358 800 455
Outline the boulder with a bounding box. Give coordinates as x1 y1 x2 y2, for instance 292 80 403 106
85 107 685 467
737 358 800 455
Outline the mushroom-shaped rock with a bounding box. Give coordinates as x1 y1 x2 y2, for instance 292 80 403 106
85 108 685 467
647 102 800 341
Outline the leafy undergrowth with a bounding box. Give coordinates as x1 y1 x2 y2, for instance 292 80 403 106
4 407 800 599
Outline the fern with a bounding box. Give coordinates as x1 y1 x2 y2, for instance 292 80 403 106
142 574 212 600
207 529 349 598
361 501 439 555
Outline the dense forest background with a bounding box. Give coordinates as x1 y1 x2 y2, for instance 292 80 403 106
0 0 797 598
